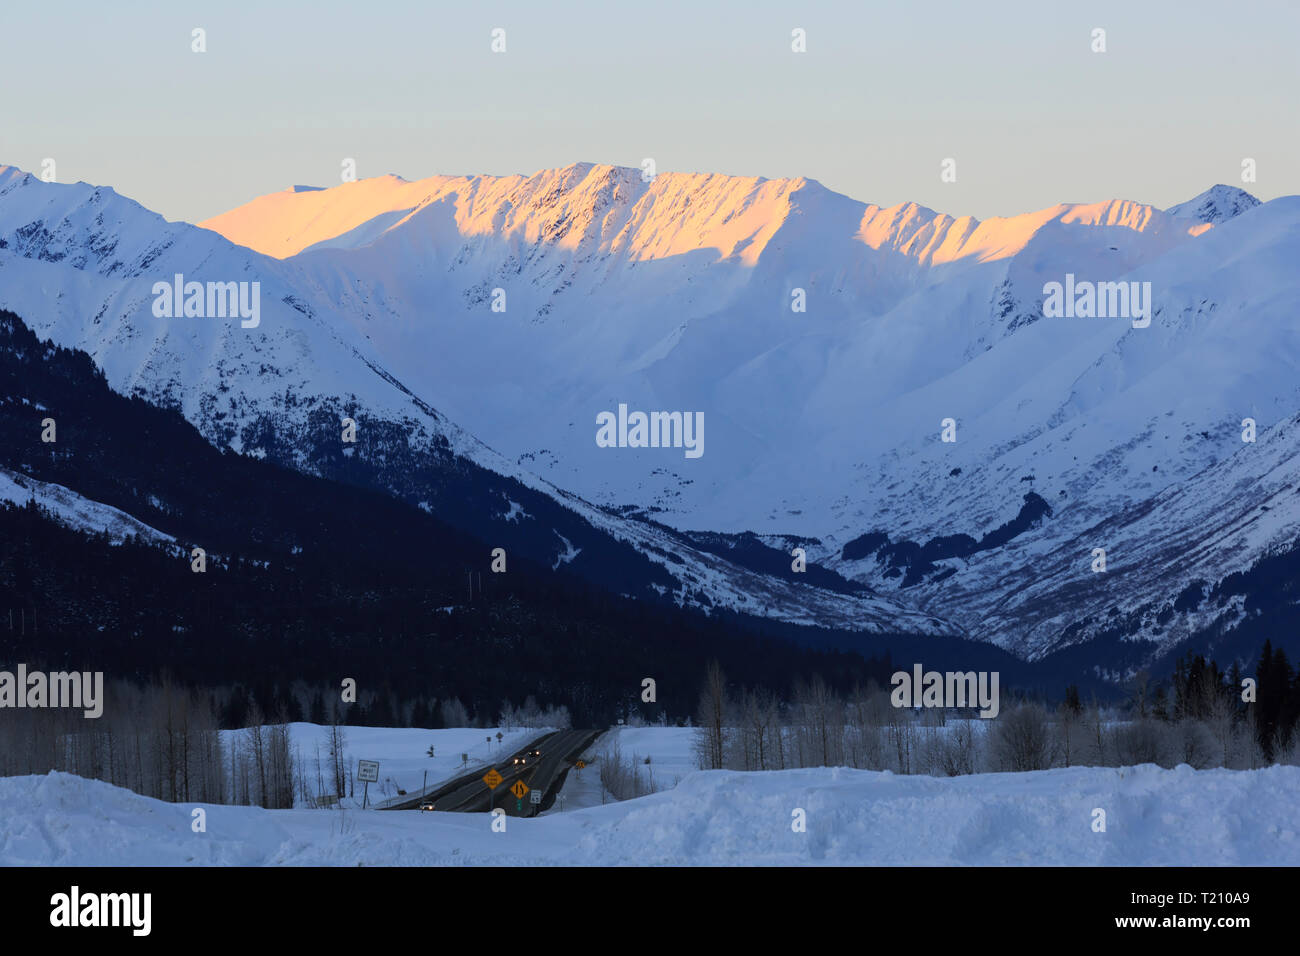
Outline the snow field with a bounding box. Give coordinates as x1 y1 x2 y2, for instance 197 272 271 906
5 727 1297 866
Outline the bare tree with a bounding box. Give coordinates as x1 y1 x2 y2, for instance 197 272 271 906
1055 701 1080 768
327 710 348 800
1172 719 1215 769
266 705 295 808
1081 698 1109 766
1111 718 1164 767
740 689 778 770
991 702 1056 772
693 661 728 770
946 719 980 776
885 704 915 774
1205 690 1238 768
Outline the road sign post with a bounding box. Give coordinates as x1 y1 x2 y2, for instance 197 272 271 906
483 768 503 813
510 779 529 813
357 759 380 809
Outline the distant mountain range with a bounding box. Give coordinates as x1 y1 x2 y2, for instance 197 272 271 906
3 162 1299 681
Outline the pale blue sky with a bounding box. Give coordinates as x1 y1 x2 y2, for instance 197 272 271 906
2 0 1295 224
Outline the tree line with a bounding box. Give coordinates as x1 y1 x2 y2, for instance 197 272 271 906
690 641 1300 774
0 671 584 808
0 677 293 808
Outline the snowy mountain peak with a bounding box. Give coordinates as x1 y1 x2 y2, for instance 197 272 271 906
1165 184 1260 225
0 165 35 189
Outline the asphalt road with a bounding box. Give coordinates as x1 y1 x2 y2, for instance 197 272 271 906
436 728 599 817
381 729 599 816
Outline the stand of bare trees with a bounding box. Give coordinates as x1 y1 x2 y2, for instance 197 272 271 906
690 660 1297 776
0 677 295 808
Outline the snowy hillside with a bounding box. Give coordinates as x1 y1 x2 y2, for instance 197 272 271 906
0 466 176 547
3 762 1297 866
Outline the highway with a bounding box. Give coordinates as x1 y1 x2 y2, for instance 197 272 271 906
380 729 599 816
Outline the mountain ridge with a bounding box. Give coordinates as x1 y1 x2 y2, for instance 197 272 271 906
198 161 1250 264
3 160 1298 674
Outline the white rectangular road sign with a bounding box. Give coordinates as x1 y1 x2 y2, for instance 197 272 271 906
530 789 542 804
357 759 380 783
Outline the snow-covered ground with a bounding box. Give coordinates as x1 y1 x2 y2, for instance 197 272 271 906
539 726 696 813
3 759 1297 865
252 723 548 807
605 726 698 784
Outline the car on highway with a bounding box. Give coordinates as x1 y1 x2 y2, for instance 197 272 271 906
418 801 435 812
512 755 528 766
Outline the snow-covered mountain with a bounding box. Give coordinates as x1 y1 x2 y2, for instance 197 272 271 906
198 164 1300 667
5 160 1299 671
1166 184 1261 225
199 164 1280 539
0 164 953 638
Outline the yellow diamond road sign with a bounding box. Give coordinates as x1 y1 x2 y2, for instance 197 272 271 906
510 780 529 800
483 769 503 790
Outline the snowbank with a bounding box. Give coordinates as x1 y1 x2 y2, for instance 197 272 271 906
2 761 1297 866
